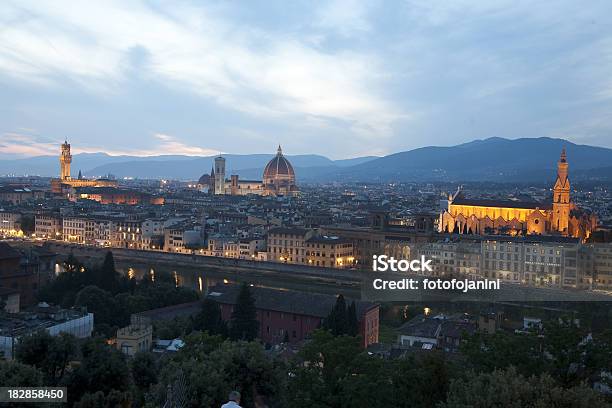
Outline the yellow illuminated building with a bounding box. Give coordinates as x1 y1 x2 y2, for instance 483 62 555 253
439 149 597 240
51 141 117 194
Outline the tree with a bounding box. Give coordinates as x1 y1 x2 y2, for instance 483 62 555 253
96 252 119 292
14 330 76 384
63 254 85 273
148 334 285 408
542 318 589 386
323 294 349 336
15 330 52 369
584 329 612 390
460 330 548 378
193 298 227 337
229 283 259 341
38 255 89 307
131 351 158 390
287 329 380 408
440 367 609 408
0 360 43 386
64 338 131 405
347 301 359 336
391 353 451 408
20 215 35 235
0 361 44 408
74 390 131 408
75 285 124 334
47 332 78 382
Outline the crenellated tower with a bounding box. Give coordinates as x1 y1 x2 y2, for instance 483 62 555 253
60 140 72 180
552 148 570 234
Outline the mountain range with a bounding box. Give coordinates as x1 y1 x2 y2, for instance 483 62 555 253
1 137 611 183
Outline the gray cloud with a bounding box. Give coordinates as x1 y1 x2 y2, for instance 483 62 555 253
0 0 611 159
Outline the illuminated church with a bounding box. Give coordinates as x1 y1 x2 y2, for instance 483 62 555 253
50 141 117 194
439 149 597 240
198 146 299 197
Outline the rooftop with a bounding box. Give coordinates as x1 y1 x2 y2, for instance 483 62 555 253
452 197 551 210
0 303 91 337
207 284 377 318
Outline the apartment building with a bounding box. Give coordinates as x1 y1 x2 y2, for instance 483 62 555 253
62 216 95 244
267 227 314 264
0 211 22 236
482 236 591 289
238 238 266 259
593 243 612 290
164 224 203 254
304 236 354 268
34 213 62 239
113 219 143 249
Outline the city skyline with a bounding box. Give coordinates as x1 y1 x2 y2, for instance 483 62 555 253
2 1 612 159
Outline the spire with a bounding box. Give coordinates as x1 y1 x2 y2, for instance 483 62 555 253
560 148 567 163
210 165 215 176
277 145 282 156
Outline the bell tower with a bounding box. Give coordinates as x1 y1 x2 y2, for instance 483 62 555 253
213 156 226 195
60 140 72 180
552 148 570 234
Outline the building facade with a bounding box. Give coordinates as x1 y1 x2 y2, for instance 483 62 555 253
593 244 612 290
50 141 117 194
35 213 62 239
439 150 597 240
116 315 152 357
202 146 299 197
0 211 22 236
208 285 379 347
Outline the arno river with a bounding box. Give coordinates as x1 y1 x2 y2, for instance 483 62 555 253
113 260 360 298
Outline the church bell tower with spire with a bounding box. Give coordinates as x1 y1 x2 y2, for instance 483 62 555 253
552 148 570 234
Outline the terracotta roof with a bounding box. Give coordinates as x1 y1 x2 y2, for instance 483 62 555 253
452 197 551 210
207 284 377 319
263 146 295 179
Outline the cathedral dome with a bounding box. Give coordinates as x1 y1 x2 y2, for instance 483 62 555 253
262 146 298 196
197 173 211 185
263 146 295 180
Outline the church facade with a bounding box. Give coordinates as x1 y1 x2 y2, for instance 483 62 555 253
439 150 597 240
199 146 299 197
50 141 117 194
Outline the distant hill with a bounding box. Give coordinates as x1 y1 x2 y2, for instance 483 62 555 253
323 137 612 182
0 152 378 180
1 137 610 182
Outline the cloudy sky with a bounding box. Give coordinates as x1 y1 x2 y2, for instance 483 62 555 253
1 0 611 159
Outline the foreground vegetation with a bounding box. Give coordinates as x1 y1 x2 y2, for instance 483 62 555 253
2 252 610 407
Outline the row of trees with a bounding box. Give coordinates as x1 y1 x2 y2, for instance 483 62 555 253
6 309 611 407
38 252 199 336
5 329 607 408
142 326 610 408
3 332 149 407
15 254 612 407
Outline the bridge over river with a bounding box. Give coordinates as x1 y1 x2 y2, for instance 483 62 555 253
43 242 612 304
44 242 362 298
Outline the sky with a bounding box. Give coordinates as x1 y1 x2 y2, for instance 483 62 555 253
1 0 612 160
